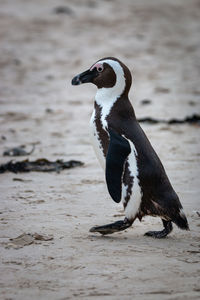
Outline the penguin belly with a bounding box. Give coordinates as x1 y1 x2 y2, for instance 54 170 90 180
90 111 142 221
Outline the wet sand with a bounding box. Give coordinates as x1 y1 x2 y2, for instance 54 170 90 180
0 0 200 299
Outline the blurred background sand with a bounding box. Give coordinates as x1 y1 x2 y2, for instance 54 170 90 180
0 0 200 299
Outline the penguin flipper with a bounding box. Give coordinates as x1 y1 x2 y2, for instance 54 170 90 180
106 128 131 203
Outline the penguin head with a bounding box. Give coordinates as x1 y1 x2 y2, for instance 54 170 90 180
72 57 132 97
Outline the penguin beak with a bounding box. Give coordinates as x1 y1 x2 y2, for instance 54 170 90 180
71 68 98 85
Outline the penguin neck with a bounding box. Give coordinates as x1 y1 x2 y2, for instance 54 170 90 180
94 82 130 124
94 91 135 131
94 88 119 125
94 88 122 129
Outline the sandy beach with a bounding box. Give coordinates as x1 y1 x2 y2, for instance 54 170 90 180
0 0 200 299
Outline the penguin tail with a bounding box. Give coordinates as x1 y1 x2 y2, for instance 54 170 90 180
173 208 190 230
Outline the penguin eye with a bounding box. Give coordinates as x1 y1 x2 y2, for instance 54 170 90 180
97 66 103 73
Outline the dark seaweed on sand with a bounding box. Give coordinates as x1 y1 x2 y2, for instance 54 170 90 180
138 114 200 125
0 159 84 174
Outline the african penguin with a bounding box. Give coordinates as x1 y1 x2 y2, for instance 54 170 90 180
71 57 189 238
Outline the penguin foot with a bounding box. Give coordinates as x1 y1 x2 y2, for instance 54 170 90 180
89 218 132 235
145 220 173 239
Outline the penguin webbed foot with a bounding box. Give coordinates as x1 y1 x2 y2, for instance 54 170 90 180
145 220 173 239
89 218 132 235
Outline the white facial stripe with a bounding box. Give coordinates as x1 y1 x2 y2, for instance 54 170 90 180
95 59 126 103
95 59 126 129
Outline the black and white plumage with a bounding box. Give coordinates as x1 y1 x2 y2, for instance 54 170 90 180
72 57 189 238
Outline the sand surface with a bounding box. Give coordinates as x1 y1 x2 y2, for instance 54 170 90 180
0 0 200 299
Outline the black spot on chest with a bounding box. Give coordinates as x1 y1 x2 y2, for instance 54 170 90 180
94 103 109 157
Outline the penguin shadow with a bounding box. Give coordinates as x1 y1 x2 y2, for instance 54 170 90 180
88 231 168 246
87 226 194 254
